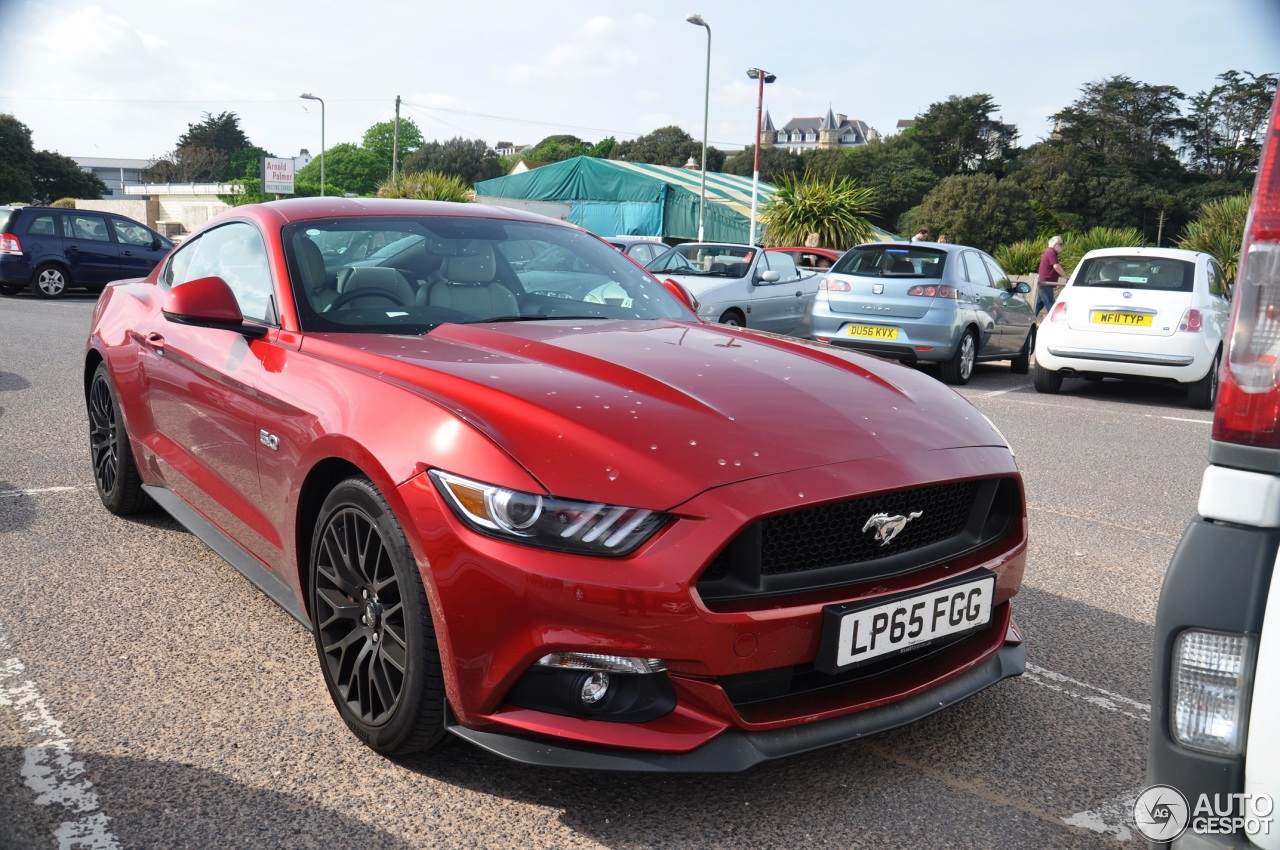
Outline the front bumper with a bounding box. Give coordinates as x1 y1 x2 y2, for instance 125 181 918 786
448 636 1026 772
397 447 1027 768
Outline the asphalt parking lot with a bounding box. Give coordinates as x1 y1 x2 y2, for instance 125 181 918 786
0 293 1211 849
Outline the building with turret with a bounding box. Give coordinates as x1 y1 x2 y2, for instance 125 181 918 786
762 108 878 153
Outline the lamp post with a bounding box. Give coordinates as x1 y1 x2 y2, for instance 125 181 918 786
686 14 710 241
746 68 775 246
299 93 325 196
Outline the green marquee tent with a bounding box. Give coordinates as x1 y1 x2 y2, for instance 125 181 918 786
474 156 900 245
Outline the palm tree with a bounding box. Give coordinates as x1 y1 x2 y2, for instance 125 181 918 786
1177 192 1250 283
377 170 472 202
760 174 877 249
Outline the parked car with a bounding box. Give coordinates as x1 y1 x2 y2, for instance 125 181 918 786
807 241 1036 385
766 246 844 272
1144 91 1278 849
0 205 173 298
646 242 820 335
1032 247 1230 409
601 234 671 265
86 197 1028 771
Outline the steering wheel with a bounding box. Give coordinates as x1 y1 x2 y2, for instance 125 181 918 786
324 288 411 311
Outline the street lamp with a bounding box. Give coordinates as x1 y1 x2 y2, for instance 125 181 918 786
746 68 776 246
299 93 325 196
686 13 710 241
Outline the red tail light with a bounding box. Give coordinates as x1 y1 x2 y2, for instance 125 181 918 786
1179 308 1204 333
906 284 957 298
0 233 21 255
819 278 851 292
1213 90 1280 447
1049 301 1068 323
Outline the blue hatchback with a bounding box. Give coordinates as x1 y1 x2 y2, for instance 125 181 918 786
0 206 173 298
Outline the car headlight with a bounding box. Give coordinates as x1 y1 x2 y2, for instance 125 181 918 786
428 470 667 556
1170 629 1254 756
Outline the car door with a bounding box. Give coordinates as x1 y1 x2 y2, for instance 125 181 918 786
958 250 1005 356
753 250 810 335
111 216 171 280
60 212 122 287
982 252 1033 352
137 221 282 564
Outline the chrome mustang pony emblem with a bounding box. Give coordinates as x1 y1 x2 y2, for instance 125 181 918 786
862 511 923 546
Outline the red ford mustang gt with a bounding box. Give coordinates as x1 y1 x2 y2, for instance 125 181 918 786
85 197 1027 771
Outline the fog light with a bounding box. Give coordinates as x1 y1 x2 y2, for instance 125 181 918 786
580 672 610 704
1171 629 1254 755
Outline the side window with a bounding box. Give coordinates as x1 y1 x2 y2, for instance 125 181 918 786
112 218 155 247
982 254 1011 291
764 250 800 282
25 215 57 237
1207 261 1228 299
962 251 991 286
167 222 276 324
66 214 111 242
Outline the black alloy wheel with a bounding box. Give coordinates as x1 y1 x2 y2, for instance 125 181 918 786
310 477 447 756
88 363 148 515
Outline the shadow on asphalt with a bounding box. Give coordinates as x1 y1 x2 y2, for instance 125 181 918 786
0 748 419 850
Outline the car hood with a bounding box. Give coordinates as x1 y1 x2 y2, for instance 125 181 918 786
305 320 1008 509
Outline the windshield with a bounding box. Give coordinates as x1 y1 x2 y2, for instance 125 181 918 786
647 244 756 278
283 216 694 333
830 245 946 278
1073 256 1195 292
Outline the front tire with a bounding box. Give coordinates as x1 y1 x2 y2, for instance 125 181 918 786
1187 350 1221 410
718 309 745 327
1033 362 1063 394
31 264 70 298
88 363 149 515
310 477 447 756
939 330 977 385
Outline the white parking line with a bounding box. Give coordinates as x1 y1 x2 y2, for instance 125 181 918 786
1064 787 1143 842
0 624 121 850
1023 663 1151 721
0 486 85 499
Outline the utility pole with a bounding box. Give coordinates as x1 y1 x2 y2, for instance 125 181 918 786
393 95 401 182
1156 208 1167 247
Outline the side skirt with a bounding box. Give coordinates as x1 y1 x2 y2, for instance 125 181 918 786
143 485 310 628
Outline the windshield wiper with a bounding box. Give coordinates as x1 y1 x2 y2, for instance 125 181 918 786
470 315 612 323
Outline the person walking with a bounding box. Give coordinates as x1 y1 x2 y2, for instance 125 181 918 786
911 227 930 242
1036 235 1068 316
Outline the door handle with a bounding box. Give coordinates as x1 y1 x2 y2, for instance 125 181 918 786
66 246 79 252
144 332 166 356
794 290 803 297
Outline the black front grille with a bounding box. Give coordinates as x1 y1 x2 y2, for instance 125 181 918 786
697 477 1019 603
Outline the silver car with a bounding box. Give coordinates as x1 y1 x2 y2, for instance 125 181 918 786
806 242 1037 385
646 242 819 336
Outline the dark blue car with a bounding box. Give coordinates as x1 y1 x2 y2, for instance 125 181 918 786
0 206 173 298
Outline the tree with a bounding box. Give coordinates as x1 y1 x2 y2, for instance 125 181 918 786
0 114 36 203
722 146 801 183
844 137 938 232
30 151 107 203
144 144 228 183
228 146 274 180
587 136 618 159
1184 71 1278 181
401 137 502 187
178 111 252 153
523 134 590 163
148 111 262 182
906 94 1019 177
760 174 877 249
1052 76 1187 177
614 126 725 170
909 174 1036 252
363 118 425 177
296 143 383 196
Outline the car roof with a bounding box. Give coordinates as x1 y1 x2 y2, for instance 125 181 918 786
1078 246 1206 262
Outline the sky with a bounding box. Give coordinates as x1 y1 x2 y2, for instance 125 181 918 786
1 0 1278 166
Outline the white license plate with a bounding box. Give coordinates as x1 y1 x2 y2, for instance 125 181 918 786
817 573 996 674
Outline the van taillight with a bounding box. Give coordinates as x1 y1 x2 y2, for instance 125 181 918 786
0 234 21 254
1212 90 1280 448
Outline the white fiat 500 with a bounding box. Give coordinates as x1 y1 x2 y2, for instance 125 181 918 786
1032 246 1231 409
